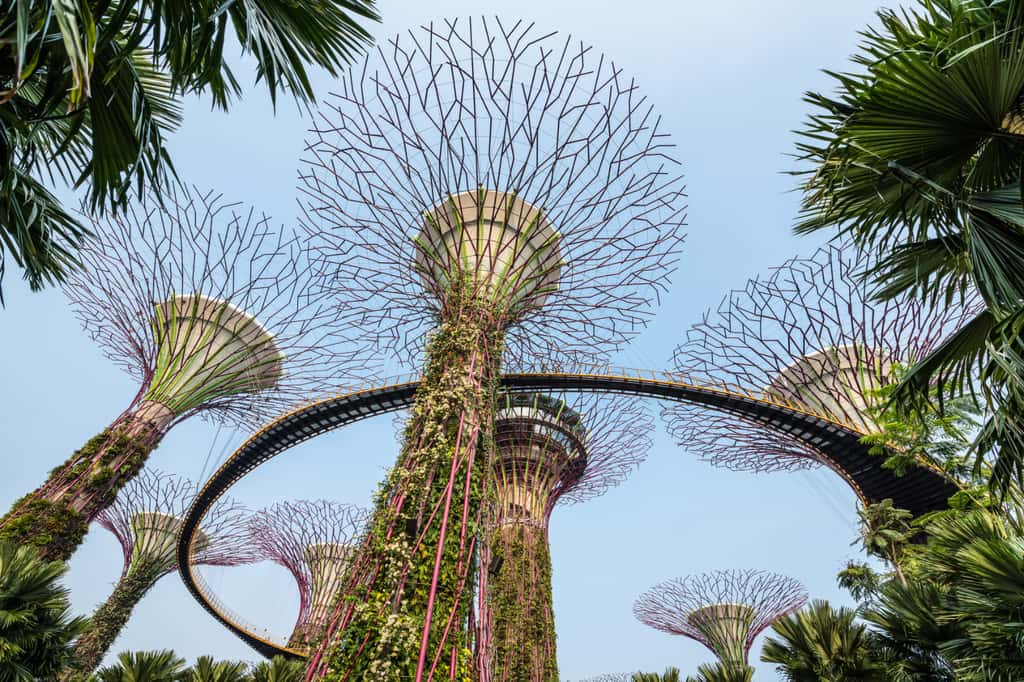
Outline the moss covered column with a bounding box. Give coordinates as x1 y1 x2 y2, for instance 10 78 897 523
320 289 504 681
0 407 171 561
63 560 164 677
486 523 558 682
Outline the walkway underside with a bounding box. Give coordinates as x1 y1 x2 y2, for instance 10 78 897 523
176 369 959 659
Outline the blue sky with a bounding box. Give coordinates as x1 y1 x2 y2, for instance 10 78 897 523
0 1 892 678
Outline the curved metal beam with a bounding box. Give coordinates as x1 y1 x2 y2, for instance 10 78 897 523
177 369 958 658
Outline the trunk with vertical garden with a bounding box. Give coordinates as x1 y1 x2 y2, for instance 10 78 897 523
0 187 359 562
298 18 686 680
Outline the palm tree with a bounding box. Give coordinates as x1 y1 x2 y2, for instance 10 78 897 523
184 656 249 682
0 0 379 301
761 600 886 681
864 508 1024 681
685 663 753 682
0 541 86 681
794 0 1024 492
95 650 187 682
248 658 305 682
633 669 682 682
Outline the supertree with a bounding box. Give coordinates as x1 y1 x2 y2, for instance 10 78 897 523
300 17 686 680
0 186 363 561
633 570 807 672
476 392 652 682
664 243 976 478
66 469 255 675
248 500 370 651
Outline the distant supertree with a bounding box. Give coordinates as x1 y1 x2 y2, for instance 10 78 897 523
578 675 632 682
66 469 254 675
0 186 363 561
302 18 686 680
664 243 976 475
248 500 369 650
477 392 652 682
634 571 808 671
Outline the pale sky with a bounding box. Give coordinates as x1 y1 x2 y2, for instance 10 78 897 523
0 1 893 679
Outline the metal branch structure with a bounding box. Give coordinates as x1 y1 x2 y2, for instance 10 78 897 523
248 500 369 651
633 570 807 670
68 469 254 675
477 392 652 682
665 242 976 480
301 17 686 681
0 185 365 562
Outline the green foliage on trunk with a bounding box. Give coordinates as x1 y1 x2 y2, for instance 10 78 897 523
322 283 504 681
0 422 157 561
64 560 164 677
488 524 558 681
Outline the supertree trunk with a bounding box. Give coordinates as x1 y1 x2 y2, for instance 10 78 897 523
0 187 363 563
62 470 253 676
65 560 163 675
0 406 170 560
319 288 504 680
486 524 557 682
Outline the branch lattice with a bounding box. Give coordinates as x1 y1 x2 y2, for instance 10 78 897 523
665 242 978 473
248 500 370 648
298 16 687 368
491 391 653 524
96 468 255 579
64 184 368 430
633 570 807 660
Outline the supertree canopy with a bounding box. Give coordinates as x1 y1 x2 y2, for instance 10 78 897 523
248 500 369 651
0 186 362 561
664 243 976 477
67 469 254 675
633 570 807 671
477 392 652 682
301 17 686 681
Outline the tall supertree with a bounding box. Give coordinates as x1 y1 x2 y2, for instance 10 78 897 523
476 392 652 682
248 500 370 651
664 243 976 477
66 469 254 675
300 17 687 680
633 570 807 672
0 186 362 561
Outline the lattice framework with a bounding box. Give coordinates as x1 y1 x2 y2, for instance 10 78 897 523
248 500 369 649
633 570 808 666
665 243 977 474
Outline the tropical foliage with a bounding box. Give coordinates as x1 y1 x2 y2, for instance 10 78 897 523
94 653 305 682
0 0 379 300
761 600 885 681
0 541 85 681
795 0 1024 492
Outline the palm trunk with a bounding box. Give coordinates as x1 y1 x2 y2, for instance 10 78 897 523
0 403 171 561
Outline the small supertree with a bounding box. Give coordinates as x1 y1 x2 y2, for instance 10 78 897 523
302 17 686 680
66 469 254 675
664 243 976 476
579 675 632 682
248 500 369 651
476 392 652 682
0 186 363 561
634 570 808 671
